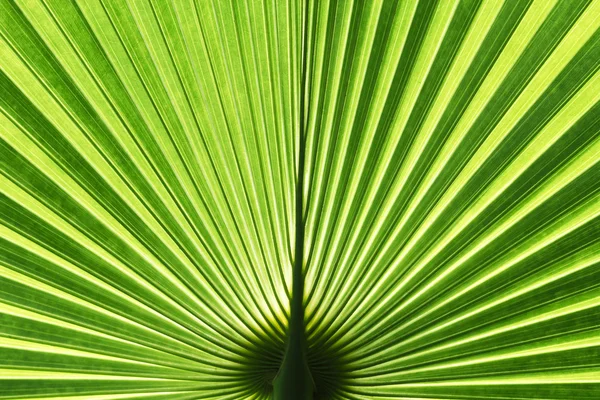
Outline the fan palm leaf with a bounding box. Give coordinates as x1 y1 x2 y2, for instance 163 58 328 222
1 0 599 398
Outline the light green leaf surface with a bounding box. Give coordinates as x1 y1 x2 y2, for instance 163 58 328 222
1 0 599 399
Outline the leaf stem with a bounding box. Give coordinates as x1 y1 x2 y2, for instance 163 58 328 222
273 0 314 397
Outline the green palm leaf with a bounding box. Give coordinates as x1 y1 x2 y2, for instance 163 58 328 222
1 0 599 399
